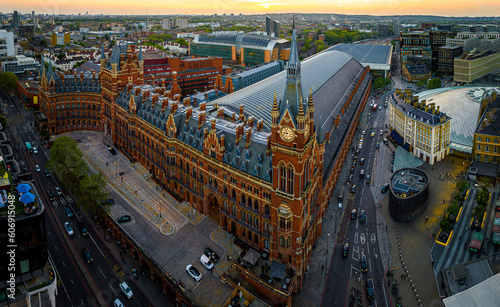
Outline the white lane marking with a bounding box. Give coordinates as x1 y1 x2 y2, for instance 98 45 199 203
98 267 107 279
110 284 118 296
371 233 377 244
89 234 106 257
360 233 366 245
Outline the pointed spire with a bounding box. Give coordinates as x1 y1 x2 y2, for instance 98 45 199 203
298 95 304 116
39 57 45 79
308 87 313 106
272 91 278 110
47 61 54 81
138 45 143 61
101 45 106 59
287 29 300 77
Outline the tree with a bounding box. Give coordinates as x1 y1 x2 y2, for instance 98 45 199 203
0 115 6 130
427 78 442 90
57 53 65 60
440 218 452 233
434 70 443 78
104 34 110 41
456 180 470 195
472 205 485 222
416 79 427 88
82 35 87 40
0 72 19 93
475 187 489 207
40 38 48 47
77 173 110 214
175 38 188 46
124 33 128 38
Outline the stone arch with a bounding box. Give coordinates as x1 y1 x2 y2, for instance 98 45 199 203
206 193 220 223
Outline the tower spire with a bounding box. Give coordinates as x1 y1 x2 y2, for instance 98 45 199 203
281 29 303 124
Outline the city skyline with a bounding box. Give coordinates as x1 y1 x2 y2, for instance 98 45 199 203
4 0 500 17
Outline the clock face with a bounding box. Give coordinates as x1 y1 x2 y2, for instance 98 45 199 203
280 127 294 142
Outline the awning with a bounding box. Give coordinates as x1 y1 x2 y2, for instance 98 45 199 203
243 248 260 266
390 130 405 146
270 262 286 280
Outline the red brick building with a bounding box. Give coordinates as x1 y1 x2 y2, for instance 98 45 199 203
16 80 40 110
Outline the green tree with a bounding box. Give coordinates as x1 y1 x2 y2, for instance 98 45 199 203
427 78 442 90
104 34 110 41
416 79 427 88
82 35 87 40
56 53 65 60
456 180 470 195
0 72 19 93
124 33 128 38
40 38 48 47
475 187 489 207
434 70 443 78
77 173 110 214
440 218 452 233
175 38 188 46
472 205 485 222
0 115 6 130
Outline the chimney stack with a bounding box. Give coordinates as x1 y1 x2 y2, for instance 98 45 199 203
235 123 244 144
257 119 264 131
185 107 193 123
199 111 206 128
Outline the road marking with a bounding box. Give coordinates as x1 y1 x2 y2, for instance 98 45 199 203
62 261 65 266
71 279 74 285
66 195 73 203
371 233 376 244
360 233 366 245
90 235 106 257
354 232 358 244
373 248 378 259
369 258 372 273
117 270 125 278
54 245 57 250
98 267 107 279
109 284 118 296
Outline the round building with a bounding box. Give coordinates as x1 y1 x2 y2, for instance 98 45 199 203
388 168 429 223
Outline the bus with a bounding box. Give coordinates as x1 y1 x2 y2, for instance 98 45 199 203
26 142 32 153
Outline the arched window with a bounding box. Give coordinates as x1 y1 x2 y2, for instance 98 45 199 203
232 189 236 199
265 205 270 215
279 236 285 247
279 163 294 194
241 194 246 206
286 237 291 248
247 197 252 207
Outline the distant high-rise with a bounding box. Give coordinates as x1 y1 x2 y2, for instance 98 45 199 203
12 10 19 26
265 16 280 38
32 10 35 20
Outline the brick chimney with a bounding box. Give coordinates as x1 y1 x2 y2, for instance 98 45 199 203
142 90 150 101
245 129 252 149
235 123 244 144
171 101 178 114
220 134 226 154
127 83 133 93
200 102 206 111
335 115 340 128
341 106 345 116
185 107 193 123
247 116 255 127
199 111 206 128
204 127 208 139
135 87 141 96
152 94 159 104
239 105 245 121
257 119 264 131
161 98 169 112
231 113 236 122
217 108 224 118
211 118 217 130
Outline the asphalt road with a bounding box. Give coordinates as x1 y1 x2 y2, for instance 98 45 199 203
1 90 151 306
322 94 392 307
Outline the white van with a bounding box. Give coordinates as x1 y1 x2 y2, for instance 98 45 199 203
200 254 214 270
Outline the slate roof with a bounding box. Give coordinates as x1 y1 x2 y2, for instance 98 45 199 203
327 43 392 65
41 60 101 94
391 93 450 127
115 85 273 182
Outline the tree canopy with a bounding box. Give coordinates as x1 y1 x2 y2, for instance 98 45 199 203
373 77 391 90
0 72 19 93
426 78 442 90
47 136 110 214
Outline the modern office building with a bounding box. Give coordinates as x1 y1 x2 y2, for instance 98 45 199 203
0 55 40 76
389 89 451 165
401 32 432 70
472 91 500 163
388 168 429 222
12 11 20 27
0 30 15 57
50 32 70 47
39 32 372 305
454 49 500 84
265 16 280 37
401 32 430 48
438 45 463 74
401 64 431 82
0 181 57 306
215 60 284 94
429 31 457 68
190 33 291 66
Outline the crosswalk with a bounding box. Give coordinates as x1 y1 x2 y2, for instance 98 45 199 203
434 188 500 276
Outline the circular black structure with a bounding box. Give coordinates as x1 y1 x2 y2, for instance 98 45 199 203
388 168 429 223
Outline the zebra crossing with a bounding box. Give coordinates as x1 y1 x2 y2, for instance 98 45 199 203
434 188 500 278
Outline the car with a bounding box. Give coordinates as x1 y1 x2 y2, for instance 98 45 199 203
353 156 358 163
350 185 356 193
47 190 55 201
81 248 93 264
113 299 125 307
383 138 388 145
381 183 389 193
342 243 349 257
55 187 62 195
360 158 365 165
105 144 112 150
64 222 73 236
359 169 365 178
370 132 375 138
102 198 114 205
351 209 357 219
14 145 19 151
358 143 362 149
78 221 89 236
117 215 131 223
45 169 51 177
119 281 133 299
350 167 355 174
35 165 40 172
65 207 73 218
359 210 366 223
362 130 366 135
351 161 357 168
355 149 361 155
366 175 371 184
366 278 375 300
380 130 383 135
204 247 220 263
200 254 214 270
347 174 353 182
360 254 368 273
77 139 82 143
5 138 11 143
186 264 202 282
33 147 38 154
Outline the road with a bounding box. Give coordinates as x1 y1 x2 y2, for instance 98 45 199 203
322 91 394 306
1 90 152 306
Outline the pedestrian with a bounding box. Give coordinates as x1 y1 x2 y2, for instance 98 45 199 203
322 265 324 271
404 274 407 281
459 236 462 241
227 255 230 261
401 274 403 281
389 241 391 248
427 226 429 231
429 233 432 239
425 216 428 223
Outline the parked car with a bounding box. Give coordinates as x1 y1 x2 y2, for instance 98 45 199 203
78 221 89 236
47 190 55 201
366 278 375 300
366 175 371 184
350 185 356 193
355 149 361 155
33 147 38 154
359 210 366 223
35 165 40 172
64 222 73 236
14 145 19 151
117 215 131 223
370 132 375 138
342 243 349 257
55 187 62 195
65 207 73 218
102 198 115 205
380 129 383 135
360 254 368 273
119 281 133 299
76 139 83 143
359 169 365 178
347 174 353 182
200 254 214 270
186 264 202 282
351 209 357 220
81 248 93 264
381 183 390 193
45 169 51 177
113 299 124 307
360 158 365 165
350 167 355 174
204 247 220 263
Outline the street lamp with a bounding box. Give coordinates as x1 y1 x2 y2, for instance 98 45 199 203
158 200 163 218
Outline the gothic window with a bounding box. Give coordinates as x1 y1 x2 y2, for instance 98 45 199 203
232 189 236 199
279 236 285 247
241 194 246 206
279 163 294 194
265 205 270 215
286 237 291 248
265 240 270 250
254 200 259 211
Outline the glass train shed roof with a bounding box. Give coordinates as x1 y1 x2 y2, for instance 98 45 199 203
209 50 355 129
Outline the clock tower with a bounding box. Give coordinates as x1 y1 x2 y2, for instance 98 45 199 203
269 29 319 280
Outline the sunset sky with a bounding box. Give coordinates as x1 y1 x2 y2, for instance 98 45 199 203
5 0 500 17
